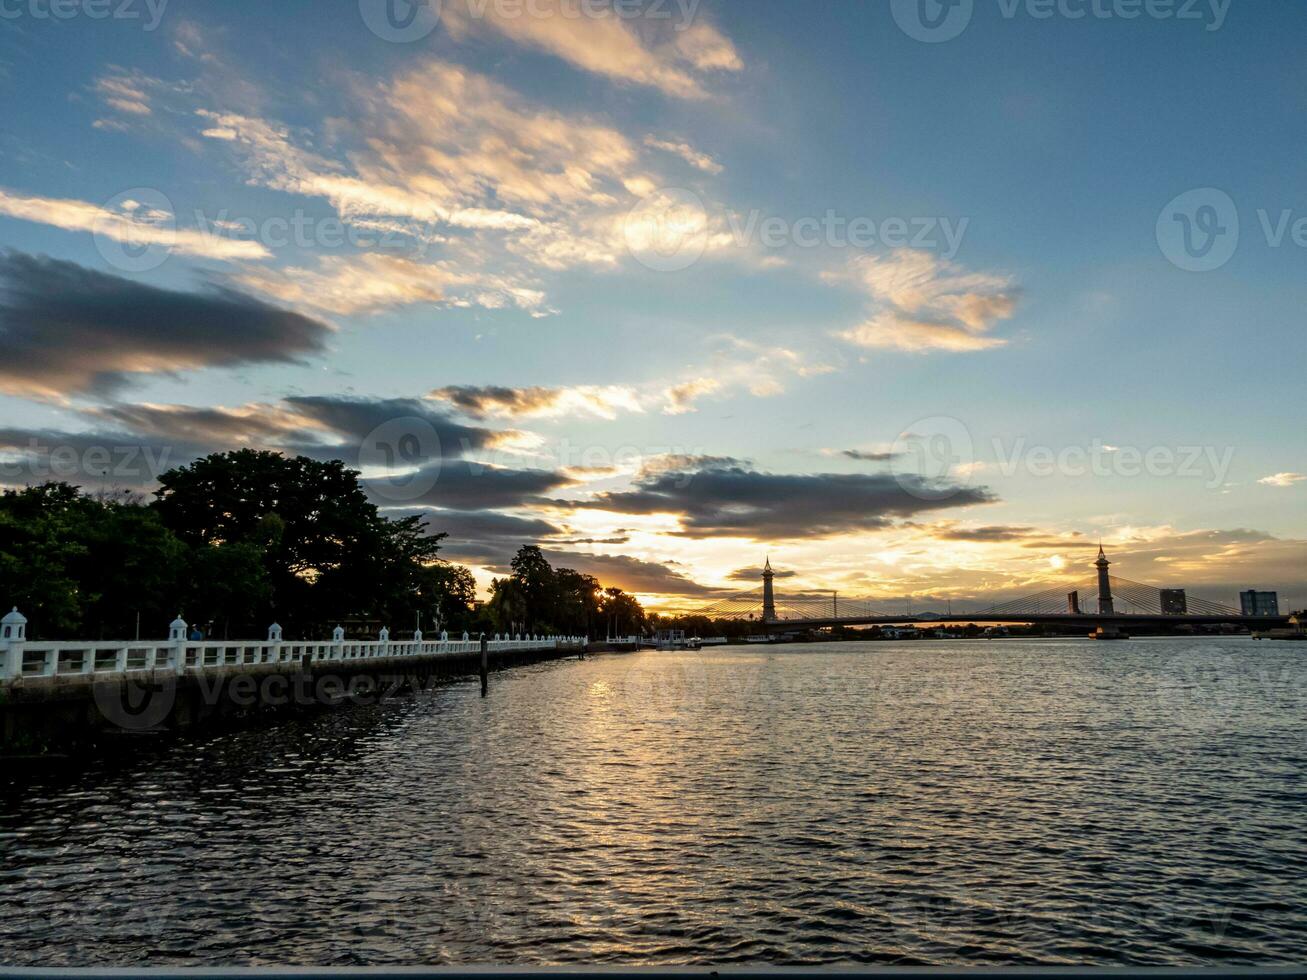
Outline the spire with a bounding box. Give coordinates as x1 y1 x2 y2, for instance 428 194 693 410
764 555 772 572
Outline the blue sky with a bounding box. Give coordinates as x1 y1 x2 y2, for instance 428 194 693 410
0 0 1304 609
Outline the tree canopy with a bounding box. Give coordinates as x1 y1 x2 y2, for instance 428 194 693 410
0 450 647 642
488 545 647 638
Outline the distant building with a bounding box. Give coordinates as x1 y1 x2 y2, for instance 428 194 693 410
1067 590 1081 614
1160 589 1188 615
1240 590 1280 617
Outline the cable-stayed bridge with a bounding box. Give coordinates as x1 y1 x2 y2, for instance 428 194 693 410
691 550 1290 633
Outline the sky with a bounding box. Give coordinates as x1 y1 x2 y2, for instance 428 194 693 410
0 0 1304 612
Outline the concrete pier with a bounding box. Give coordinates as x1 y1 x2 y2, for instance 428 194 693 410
0 621 586 750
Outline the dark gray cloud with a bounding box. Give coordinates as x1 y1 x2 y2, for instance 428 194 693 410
540 551 723 597
569 460 997 539
728 565 797 582
842 449 899 462
385 507 564 567
392 459 577 511
285 396 501 454
932 524 1040 543
88 403 319 448
430 385 563 419
0 251 330 398
0 396 531 498
916 523 1095 549
0 426 185 489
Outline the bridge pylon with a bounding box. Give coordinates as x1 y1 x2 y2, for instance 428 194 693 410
1096 545 1115 616
762 557 777 624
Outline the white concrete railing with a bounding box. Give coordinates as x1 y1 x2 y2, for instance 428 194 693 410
0 615 586 684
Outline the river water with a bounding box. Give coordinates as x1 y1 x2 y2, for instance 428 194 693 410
1 639 1304 966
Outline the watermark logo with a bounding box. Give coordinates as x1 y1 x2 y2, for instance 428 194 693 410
892 0 974 42
1156 187 1239 272
992 438 1235 488
624 187 970 272
359 417 442 502
891 416 976 500
93 187 175 273
623 187 710 273
0 438 174 485
93 675 177 732
0 0 170 30
891 0 1230 42
359 0 442 42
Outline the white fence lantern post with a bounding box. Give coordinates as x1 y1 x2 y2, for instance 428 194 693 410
462 631 469 642
2 607 27 680
379 626 390 645
169 614 187 674
413 628 423 642
267 622 283 664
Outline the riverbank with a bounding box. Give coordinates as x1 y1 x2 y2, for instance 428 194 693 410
0 639 585 755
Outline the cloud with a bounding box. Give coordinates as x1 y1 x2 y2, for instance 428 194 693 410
0 188 270 262
440 0 741 99
93 68 155 117
568 457 997 539
727 565 797 582
431 384 643 421
644 136 724 174
540 550 722 597
841 449 899 463
377 458 577 511
840 311 1009 353
199 60 638 222
0 252 330 399
1259 473 1306 488
662 377 722 415
235 255 447 316
87 402 316 449
835 250 1019 353
192 59 733 317
392 507 565 567
280 396 510 460
656 337 837 415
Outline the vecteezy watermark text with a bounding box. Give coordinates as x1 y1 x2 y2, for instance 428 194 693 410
993 438 1235 488
359 0 703 43
892 0 1229 43
624 187 970 272
1158 187 1307 272
0 0 168 30
0 439 173 485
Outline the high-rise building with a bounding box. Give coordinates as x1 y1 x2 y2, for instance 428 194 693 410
1160 589 1188 615
1240 590 1280 617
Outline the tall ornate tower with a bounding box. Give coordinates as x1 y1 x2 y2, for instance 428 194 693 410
762 557 777 622
1096 545 1115 616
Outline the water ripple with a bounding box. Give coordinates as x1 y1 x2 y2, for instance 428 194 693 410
0 639 1304 966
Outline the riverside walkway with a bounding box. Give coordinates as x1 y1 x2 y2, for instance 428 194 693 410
0 609 586 744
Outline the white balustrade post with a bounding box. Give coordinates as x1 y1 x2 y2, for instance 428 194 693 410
378 626 389 658
333 625 345 661
169 614 188 675
267 622 283 664
1 607 27 680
